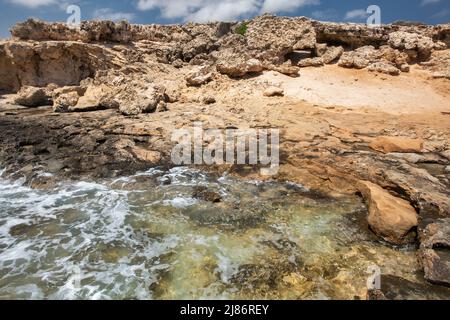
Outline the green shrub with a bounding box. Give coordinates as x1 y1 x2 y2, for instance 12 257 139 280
235 23 248 36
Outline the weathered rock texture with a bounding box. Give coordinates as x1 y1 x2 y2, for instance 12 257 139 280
419 219 450 286
359 181 418 244
0 15 450 289
2 15 448 107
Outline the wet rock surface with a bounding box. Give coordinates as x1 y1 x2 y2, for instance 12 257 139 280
419 219 450 286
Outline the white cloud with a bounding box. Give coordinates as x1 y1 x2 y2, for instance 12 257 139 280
344 9 368 21
261 0 319 13
7 0 79 10
136 0 320 22
421 0 441 6
7 0 58 8
93 8 135 22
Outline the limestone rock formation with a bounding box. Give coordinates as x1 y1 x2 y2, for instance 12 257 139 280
3 15 449 112
388 31 445 60
338 45 409 74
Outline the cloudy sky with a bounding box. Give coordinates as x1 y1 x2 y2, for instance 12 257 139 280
0 0 449 38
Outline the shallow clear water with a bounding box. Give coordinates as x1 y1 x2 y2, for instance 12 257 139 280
0 167 448 300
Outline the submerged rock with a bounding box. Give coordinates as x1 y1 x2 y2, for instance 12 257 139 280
375 275 450 299
192 186 222 203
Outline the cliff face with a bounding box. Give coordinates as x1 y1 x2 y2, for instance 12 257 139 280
1 15 449 97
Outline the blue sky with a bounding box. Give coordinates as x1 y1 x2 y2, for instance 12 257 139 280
0 0 449 38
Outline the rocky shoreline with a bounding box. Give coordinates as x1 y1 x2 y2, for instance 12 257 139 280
0 15 449 293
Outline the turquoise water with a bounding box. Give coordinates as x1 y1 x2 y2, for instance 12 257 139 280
0 167 448 300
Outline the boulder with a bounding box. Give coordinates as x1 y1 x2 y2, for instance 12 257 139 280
186 65 213 86
337 45 410 74
69 84 117 112
367 62 401 76
53 92 80 113
321 46 344 64
338 51 370 69
359 181 418 244
263 87 284 97
298 46 343 67
192 186 222 203
298 57 324 67
51 86 86 112
202 95 216 104
216 56 248 77
246 14 316 59
245 58 264 73
370 136 424 153
119 84 166 116
14 86 52 107
314 43 328 57
388 31 444 60
418 219 450 286
272 62 300 76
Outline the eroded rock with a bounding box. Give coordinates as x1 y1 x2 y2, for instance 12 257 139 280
370 136 424 153
367 62 401 76
69 84 117 112
418 219 450 286
14 86 52 107
186 65 214 86
359 181 418 244
263 87 284 97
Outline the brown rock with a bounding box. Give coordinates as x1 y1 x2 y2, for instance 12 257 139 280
263 87 284 97
118 84 166 116
53 92 80 113
272 62 300 76
298 57 324 68
314 43 328 57
202 95 216 104
14 86 52 107
216 55 249 77
359 181 418 244
370 136 424 153
69 84 116 112
245 58 264 73
418 219 450 286
192 186 222 203
367 62 401 76
132 147 162 164
338 51 370 69
321 46 344 64
186 65 213 86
